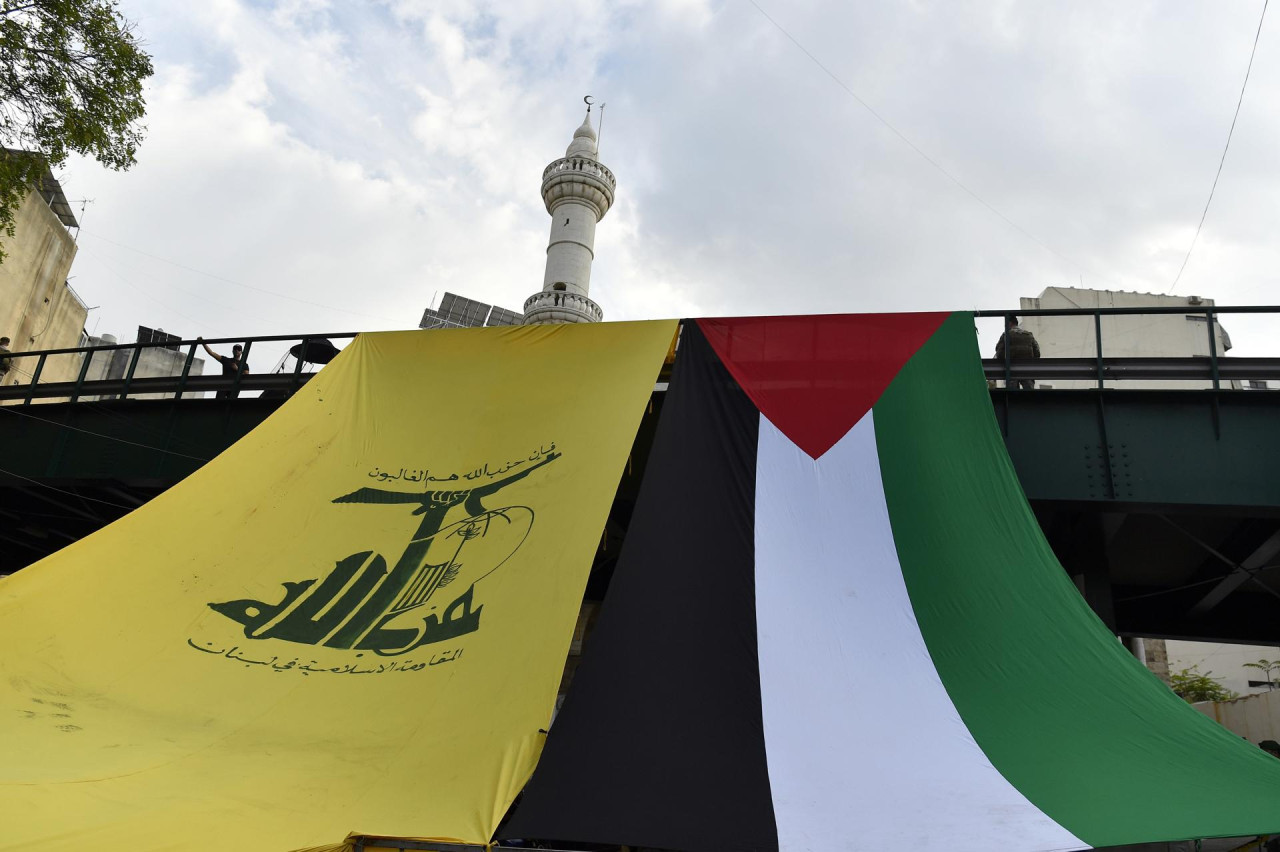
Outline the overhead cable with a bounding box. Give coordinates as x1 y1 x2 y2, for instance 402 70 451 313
745 0 1113 284
1168 0 1270 293
0 405 210 461
0 465 137 511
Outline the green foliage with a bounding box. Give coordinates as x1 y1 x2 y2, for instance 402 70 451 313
1242 658 1280 689
0 0 153 259
1170 666 1238 703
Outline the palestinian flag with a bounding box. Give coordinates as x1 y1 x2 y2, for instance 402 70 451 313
505 313 1280 851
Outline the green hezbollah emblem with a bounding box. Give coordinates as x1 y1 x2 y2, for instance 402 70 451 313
209 453 559 656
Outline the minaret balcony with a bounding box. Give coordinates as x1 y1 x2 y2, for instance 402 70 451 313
541 157 616 219
523 290 604 325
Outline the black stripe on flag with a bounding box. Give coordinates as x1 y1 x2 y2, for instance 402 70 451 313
501 322 777 852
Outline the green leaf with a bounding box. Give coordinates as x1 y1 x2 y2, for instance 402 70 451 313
0 0 153 262
1170 666 1239 704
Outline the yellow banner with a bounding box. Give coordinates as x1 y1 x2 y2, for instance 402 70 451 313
0 320 677 851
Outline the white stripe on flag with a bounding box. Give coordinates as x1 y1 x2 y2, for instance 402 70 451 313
753 412 1086 852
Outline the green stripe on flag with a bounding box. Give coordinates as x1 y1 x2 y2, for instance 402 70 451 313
874 312 1280 847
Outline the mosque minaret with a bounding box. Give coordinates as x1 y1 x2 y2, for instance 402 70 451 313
522 99 615 325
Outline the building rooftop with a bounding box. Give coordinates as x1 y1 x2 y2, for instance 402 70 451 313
2 149 79 229
1031 285 1212 305
36 172 78 229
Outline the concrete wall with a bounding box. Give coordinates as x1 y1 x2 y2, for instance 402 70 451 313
1018 286 1236 391
1193 689 1280 745
1137 637 1171 683
0 189 84 389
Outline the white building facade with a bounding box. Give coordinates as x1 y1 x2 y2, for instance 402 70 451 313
1018 286 1238 390
82 327 205 401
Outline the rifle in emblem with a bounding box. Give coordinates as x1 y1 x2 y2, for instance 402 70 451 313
209 452 559 655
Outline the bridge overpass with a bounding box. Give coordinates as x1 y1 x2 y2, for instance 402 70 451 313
3 309 1280 646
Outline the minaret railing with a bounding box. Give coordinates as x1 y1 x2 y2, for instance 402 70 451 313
541 157 616 189
522 291 604 324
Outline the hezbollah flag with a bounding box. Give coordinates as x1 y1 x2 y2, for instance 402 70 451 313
0 320 677 851
505 313 1280 851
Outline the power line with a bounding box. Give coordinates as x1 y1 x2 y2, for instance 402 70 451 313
0 405 210 461
74 398 217 451
80 230 404 324
1168 0 1269 293
78 244 225 335
1114 565 1280 604
80 240 249 325
67 248 304 383
0 465 137 511
744 0 1112 284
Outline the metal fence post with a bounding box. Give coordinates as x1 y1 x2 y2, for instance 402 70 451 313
22 353 47 406
174 343 197 400
1002 313 1013 388
68 348 95 403
1094 311 1105 390
231 340 253 398
1090 310 1117 498
1206 308 1222 439
120 343 144 400
291 337 309 391
1207 308 1221 391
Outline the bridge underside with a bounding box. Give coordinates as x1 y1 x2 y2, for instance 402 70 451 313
999 388 1280 644
0 398 279 573
3 389 1280 645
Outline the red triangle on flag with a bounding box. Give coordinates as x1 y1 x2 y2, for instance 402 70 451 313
697 313 951 459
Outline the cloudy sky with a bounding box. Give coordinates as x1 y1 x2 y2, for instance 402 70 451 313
49 0 1280 367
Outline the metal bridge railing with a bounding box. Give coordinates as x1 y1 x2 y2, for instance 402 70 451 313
3 307 1280 406
0 332 360 405
979 356 1280 384
973 305 1280 445
974 304 1280 391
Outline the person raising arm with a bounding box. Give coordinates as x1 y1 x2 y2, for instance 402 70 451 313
198 338 249 400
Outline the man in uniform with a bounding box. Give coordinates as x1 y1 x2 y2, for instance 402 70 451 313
994 314 1041 390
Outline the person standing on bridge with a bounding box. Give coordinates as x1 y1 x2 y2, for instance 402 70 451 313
995 315 1040 390
0 336 12 383
199 338 250 400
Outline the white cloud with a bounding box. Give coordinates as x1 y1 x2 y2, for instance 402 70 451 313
37 0 1280 363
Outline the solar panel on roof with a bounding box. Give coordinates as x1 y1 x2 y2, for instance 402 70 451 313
137 326 181 351
486 307 522 327
419 310 447 330
419 292 522 330
437 294 490 326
